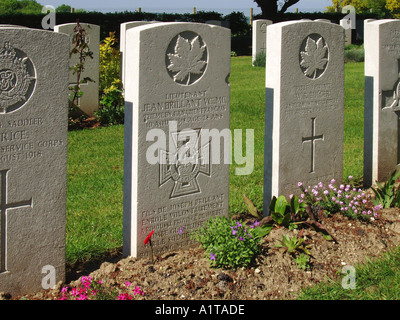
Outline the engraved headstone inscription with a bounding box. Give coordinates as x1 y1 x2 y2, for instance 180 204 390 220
123 22 230 258
364 20 400 187
54 22 100 116
264 21 345 212
252 19 272 65
0 27 69 296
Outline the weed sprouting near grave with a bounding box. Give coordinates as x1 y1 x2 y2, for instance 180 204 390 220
371 170 400 209
191 216 265 269
69 20 94 119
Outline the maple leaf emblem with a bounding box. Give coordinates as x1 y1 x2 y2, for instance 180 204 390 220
300 36 329 79
167 35 207 85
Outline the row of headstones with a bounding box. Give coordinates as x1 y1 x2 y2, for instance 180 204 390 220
252 18 354 65
0 19 399 297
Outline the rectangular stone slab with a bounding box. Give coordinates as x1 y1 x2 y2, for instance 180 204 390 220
364 19 400 187
0 27 69 296
252 19 272 65
123 22 231 259
264 21 345 212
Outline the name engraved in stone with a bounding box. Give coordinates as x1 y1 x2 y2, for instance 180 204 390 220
0 119 64 163
142 93 228 127
382 43 400 56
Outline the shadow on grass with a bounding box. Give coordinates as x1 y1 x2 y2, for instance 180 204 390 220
66 247 123 283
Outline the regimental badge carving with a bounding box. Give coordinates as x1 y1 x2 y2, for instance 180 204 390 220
159 129 211 199
0 42 36 113
166 32 208 86
299 34 329 80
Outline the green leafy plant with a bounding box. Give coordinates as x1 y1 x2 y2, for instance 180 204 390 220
243 193 262 219
295 253 310 270
96 32 124 126
371 170 400 209
275 234 311 256
96 79 124 125
269 195 306 228
253 51 266 67
191 216 263 269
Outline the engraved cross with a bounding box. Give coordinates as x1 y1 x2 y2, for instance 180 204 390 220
302 118 324 174
0 169 32 273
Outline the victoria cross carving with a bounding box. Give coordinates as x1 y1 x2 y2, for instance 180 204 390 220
159 129 211 199
0 42 36 113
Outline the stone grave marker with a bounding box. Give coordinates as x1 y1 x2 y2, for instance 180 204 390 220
252 19 272 65
0 27 69 296
123 22 230 259
120 21 158 92
54 22 100 116
364 20 400 187
264 20 345 211
340 18 352 45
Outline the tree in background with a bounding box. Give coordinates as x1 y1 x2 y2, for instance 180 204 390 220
325 0 388 14
224 11 250 36
0 0 42 14
253 0 300 20
56 4 72 13
386 0 400 17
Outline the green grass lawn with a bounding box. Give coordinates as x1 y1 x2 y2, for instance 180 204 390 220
298 246 400 300
66 57 365 265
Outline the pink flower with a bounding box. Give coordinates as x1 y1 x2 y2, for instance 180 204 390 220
125 281 132 287
133 286 144 296
71 288 79 296
77 293 88 300
61 286 68 293
117 293 133 300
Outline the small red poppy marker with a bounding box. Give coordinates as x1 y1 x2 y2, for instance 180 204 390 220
144 230 154 263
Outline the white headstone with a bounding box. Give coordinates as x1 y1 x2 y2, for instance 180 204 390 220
0 27 69 296
54 22 100 117
340 18 352 46
120 21 159 92
252 19 272 65
264 21 345 211
364 20 400 187
123 22 231 259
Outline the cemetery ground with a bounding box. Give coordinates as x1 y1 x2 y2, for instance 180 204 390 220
6 56 400 300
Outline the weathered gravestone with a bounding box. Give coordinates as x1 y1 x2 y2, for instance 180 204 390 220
120 21 158 92
0 27 69 296
364 20 400 187
264 20 345 211
123 22 230 258
54 22 100 117
252 19 272 65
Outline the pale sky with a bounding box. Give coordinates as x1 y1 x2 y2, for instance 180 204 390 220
40 0 332 14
